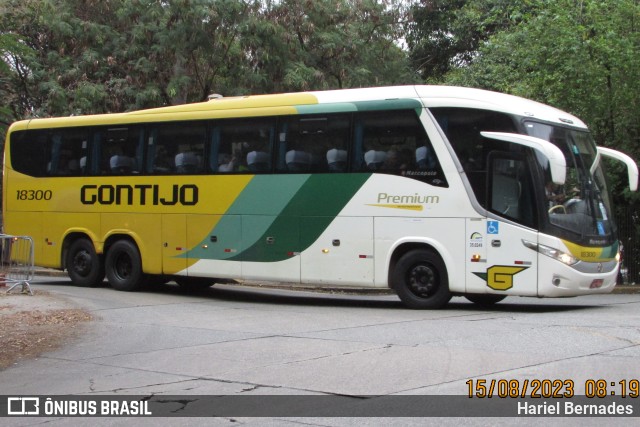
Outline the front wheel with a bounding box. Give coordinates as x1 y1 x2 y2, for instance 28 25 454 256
391 249 451 309
66 238 105 287
105 240 144 291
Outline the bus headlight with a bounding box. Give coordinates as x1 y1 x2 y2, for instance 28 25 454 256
522 240 579 266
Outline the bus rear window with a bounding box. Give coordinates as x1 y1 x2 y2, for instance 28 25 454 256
10 129 89 177
10 130 48 177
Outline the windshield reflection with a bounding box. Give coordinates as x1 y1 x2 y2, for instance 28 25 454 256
525 121 614 244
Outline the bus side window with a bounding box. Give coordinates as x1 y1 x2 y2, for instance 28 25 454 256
214 118 275 173
47 129 89 176
277 114 350 173
97 127 144 175
353 110 448 187
430 107 519 205
150 122 206 175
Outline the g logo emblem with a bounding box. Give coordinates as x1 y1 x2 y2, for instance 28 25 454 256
474 265 529 291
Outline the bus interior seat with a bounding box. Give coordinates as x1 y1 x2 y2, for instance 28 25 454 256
80 156 87 172
416 146 435 169
492 174 521 217
286 150 312 172
217 153 234 172
175 152 200 174
247 151 270 172
364 150 386 170
110 155 135 173
326 148 347 172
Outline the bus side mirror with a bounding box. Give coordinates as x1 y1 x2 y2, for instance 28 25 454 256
480 132 566 185
596 147 638 192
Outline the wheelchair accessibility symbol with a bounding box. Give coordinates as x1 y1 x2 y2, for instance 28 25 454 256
487 221 499 234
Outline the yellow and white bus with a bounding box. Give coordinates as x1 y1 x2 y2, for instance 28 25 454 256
3 86 638 308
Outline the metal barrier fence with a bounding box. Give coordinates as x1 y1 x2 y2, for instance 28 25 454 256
0 234 35 295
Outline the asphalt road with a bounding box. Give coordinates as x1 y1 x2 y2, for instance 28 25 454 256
2 277 640 426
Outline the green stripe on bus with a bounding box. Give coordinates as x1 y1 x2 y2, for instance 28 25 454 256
295 99 423 115
236 174 371 262
295 104 358 114
184 174 371 262
352 99 423 112
183 175 309 261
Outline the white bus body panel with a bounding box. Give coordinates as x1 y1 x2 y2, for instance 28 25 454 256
465 218 539 296
301 217 374 286
375 217 466 292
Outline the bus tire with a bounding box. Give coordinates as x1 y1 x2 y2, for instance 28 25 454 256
392 249 451 309
105 240 144 291
66 238 104 287
465 294 506 306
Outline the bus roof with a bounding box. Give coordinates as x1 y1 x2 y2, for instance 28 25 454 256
309 85 586 129
9 85 587 131
416 86 586 129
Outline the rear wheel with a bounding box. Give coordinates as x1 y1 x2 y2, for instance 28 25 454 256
105 240 144 291
66 238 104 287
392 249 451 309
465 294 506 306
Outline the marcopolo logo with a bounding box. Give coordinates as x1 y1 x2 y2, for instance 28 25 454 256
80 184 198 206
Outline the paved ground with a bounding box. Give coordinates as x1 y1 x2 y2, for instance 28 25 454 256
2 277 640 425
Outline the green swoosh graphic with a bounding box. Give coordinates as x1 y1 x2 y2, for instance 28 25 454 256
183 173 371 262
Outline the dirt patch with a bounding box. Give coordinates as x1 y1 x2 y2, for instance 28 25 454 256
0 289 93 370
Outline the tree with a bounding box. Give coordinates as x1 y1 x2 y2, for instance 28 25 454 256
405 0 541 82
438 0 640 260
0 4 35 147
444 1 640 163
0 33 30 133
245 0 416 92
0 0 263 116
0 0 415 119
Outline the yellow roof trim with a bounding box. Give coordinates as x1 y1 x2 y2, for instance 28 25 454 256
10 93 319 130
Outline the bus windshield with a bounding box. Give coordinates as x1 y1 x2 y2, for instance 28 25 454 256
524 121 615 245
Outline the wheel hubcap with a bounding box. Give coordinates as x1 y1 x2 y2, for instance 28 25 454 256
73 251 91 276
115 254 132 280
408 264 436 297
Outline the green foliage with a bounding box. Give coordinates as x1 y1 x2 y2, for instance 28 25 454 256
3 0 637 212
406 0 542 82
439 0 640 207
239 0 416 93
0 0 413 119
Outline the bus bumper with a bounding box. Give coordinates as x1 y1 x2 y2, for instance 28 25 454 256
537 257 619 297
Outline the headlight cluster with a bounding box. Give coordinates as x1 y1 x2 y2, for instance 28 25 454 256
522 240 579 266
